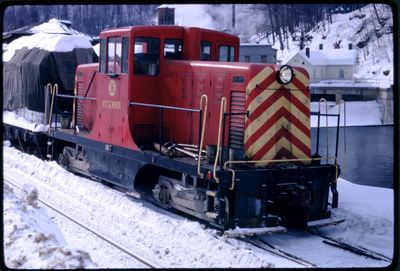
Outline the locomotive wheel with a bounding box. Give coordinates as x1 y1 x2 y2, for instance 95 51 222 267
158 179 172 204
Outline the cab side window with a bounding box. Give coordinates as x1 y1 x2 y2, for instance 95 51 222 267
164 39 183 60
200 41 211 61
107 37 123 75
108 37 116 73
218 45 235 62
99 38 106 73
134 37 160 76
121 37 129 73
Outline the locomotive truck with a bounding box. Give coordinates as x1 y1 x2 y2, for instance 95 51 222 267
4 25 343 232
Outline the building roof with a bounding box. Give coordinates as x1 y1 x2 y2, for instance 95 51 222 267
3 18 95 44
298 49 356 65
240 43 276 49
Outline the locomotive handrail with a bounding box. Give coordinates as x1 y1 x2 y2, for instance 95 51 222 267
128 99 205 159
223 157 340 191
128 101 201 113
213 97 227 183
337 100 347 174
72 87 77 128
317 98 329 163
197 94 208 178
48 84 58 133
223 156 339 169
56 93 97 101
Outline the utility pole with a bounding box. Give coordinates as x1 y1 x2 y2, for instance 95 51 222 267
232 5 235 30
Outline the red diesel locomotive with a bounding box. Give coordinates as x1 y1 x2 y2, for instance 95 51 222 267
9 25 342 231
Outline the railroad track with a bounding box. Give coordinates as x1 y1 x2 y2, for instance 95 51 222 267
308 229 392 263
231 228 392 268
243 236 319 267
4 176 160 269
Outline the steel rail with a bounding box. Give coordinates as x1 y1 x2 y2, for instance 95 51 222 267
308 229 392 262
243 237 319 268
4 176 160 269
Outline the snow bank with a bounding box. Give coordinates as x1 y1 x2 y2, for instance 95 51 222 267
3 110 48 132
3 146 279 268
3 182 96 269
326 178 394 257
310 100 382 127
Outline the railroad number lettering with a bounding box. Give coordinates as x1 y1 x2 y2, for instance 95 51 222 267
102 100 121 110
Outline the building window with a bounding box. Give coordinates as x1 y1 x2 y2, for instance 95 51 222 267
260 55 267 63
244 55 250 62
164 39 183 59
339 69 345 79
134 37 160 76
200 41 211 60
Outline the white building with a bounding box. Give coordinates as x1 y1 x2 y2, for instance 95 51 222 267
286 48 357 81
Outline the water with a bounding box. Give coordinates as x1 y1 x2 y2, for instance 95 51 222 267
311 126 394 188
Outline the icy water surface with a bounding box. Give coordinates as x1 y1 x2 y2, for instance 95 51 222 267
311 125 394 188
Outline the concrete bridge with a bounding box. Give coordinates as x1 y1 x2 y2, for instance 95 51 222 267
310 81 393 125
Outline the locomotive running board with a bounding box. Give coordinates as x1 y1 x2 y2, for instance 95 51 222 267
224 226 287 238
307 218 345 229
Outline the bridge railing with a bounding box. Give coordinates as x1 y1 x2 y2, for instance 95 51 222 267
309 78 392 88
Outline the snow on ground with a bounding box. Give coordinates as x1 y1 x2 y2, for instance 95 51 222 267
3 144 395 268
2 145 287 268
3 182 96 269
310 100 382 127
325 179 394 256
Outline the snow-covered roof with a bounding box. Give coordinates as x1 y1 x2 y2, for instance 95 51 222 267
240 43 275 48
3 32 93 62
29 18 87 36
157 4 173 9
298 49 356 66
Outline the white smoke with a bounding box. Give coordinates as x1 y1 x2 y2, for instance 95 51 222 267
169 4 270 42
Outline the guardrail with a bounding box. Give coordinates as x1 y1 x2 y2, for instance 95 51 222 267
310 78 393 88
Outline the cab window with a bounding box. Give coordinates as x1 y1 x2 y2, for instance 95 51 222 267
121 37 129 73
164 39 183 59
218 45 235 62
134 37 160 76
107 37 123 74
99 38 106 73
200 41 211 60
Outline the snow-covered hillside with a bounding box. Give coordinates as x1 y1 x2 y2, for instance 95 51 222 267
256 4 393 84
169 4 393 84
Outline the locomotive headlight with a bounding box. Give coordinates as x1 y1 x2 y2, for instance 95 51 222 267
276 65 294 85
